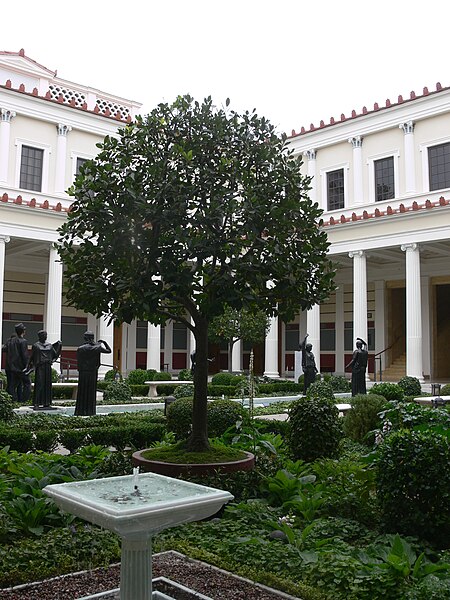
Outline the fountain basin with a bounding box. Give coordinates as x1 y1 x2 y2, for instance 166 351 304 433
44 473 233 539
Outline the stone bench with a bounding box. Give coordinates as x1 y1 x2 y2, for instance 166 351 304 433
144 380 193 398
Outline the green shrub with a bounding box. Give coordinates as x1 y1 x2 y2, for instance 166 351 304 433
369 382 404 402
153 371 172 381
59 429 86 453
440 383 450 396
258 382 303 394
103 381 132 404
397 376 422 397
207 384 238 397
210 372 243 386
166 397 193 439
343 393 387 445
0 428 33 452
329 375 352 393
207 399 245 438
126 369 154 385
128 423 166 449
0 390 15 422
306 380 335 402
178 368 193 381
34 429 59 452
96 380 109 392
173 384 195 399
287 396 343 462
104 368 119 381
129 384 149 397
156 383 176 395
376 429 450 547
51 385 75 400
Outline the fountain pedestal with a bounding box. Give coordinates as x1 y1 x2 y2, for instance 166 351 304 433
44 473 233 600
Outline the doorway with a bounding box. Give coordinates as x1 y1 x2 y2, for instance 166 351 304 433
433 284 450 379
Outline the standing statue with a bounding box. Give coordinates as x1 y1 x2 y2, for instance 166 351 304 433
27 330 62 409
346 337 368 396
2 323 31 404
299 333 318 394
75 331 111 416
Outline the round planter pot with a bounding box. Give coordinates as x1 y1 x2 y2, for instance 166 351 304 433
132 449 255 477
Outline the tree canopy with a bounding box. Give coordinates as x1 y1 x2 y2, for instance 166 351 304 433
58 95 335 450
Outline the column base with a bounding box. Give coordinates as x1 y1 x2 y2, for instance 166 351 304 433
263 371 280 378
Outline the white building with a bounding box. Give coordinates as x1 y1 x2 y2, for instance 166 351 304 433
1 49 449 381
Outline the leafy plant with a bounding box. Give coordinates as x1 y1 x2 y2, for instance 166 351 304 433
177 368 193 381
287 396 343 462
343 393 387 445
0 390 15 423
369 383 404 402
126 369 152 385
397 376 422 397
329 375 352 393
173 384 195 399
103 380 132 404
153 371 172 381
306 380 335 402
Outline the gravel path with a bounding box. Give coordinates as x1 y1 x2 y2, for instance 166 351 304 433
0 551 300 600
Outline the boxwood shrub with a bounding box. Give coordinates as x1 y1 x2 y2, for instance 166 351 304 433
343 393 387 445
126 369 156 385
210 372 244 386
103 381 132 404
397 375 422 397
129 384 149 397
369 382 404 402
153 371 172 381
376 429 450 547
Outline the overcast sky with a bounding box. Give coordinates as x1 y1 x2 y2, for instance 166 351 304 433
3 0 450 135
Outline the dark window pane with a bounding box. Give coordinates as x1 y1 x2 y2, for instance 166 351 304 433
285 327 300 351
429 143 450 191
19 146 43 192
320 329 336 351
327 169 344 211
76 157 87 176
374 157 395 201
172 322 187 350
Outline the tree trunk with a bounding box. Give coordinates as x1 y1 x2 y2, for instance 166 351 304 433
187 317 210 452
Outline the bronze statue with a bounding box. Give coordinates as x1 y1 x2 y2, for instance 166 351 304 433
299 333 318 393
3 323 31 404
74 331 111 416
346 337 368 396
27 330 62 409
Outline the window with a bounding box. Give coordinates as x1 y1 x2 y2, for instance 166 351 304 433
320 322 335 351
19 145 44 192
374 157 395 201
285 323 300 351
428 142 450 191
76 157 88 176
172 322 187 350
327 169 344 211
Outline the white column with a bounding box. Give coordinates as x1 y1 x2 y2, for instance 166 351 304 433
349 250 368 346
421 276 430 380
304 149 317 206
146 323 161 371
0 235 10 350
44 245 63 350
401 243 423 380
307 304 321 373
348 136 364 205
263 316 279 378
98 316 114 378
335 287 345 374
0 109 15 183
399 121 416 194
55 124 71 194
231 339 242 373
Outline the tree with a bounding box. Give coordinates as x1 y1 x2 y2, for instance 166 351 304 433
57 95 335 452
209 306 270 372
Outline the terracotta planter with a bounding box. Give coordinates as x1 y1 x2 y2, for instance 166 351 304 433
132 449 255 478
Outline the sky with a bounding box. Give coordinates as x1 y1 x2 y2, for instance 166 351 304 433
3 0 450 135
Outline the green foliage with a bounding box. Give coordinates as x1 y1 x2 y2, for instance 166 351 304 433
177 368 193 381
126 369 155 385
0 427 33 452
51 385 75 399
129 384 149 397
173 384 195 398
58 429 86 453
166 397 193 439
287 396 343 462
343 393 387 445
440 383 450 396
380 400 450 433
207 384 239 397
306 380 335 402
258 381 303 394
0 390 15 422
376 429 450 547
210 372 244 386
397 376 422 397
206 399 245 438
103 380 132 404
329 375 352 393
34 429 59 453
369 382 404 402
103 368 119 381
153 371 172 381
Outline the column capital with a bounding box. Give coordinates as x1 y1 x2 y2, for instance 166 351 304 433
0 109 16 123
401 242 419 252
348 250 365 259
0 235 10 244
56 123 72 136
304 149 317 160
348 135 363 148
399 121 414 134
